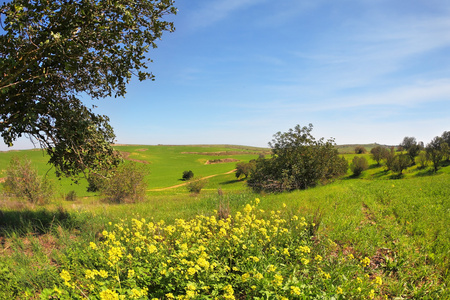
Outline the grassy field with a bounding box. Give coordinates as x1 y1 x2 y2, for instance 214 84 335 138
0 145 449 299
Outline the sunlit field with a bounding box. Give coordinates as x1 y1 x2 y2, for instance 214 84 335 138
0 145 449 299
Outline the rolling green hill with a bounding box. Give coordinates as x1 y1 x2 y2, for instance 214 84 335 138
0 144 449 299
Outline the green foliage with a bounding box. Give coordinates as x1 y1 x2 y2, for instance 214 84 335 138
370 145 389 165
0 0 176 177
384 147 397 171
426 136 444 173
3 156 54 204
248 124 348 192
350 156 369 176
417 152 428 168
100 163 148 203
235 160 256 179
65 190 77 202
186 177 208 194
354 145 367 154
400 136 422 164
0 261 20 299
182 170 194 181
391 154 411 175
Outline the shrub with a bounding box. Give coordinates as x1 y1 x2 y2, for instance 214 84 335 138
182 170 194 181
354 146 367 154
350 156 368 176
186 177 207 194
3 156 54 204
65 190 77 201
101 162 148 203
235 160 256 179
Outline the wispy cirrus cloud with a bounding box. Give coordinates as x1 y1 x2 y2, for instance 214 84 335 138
185 0 268 30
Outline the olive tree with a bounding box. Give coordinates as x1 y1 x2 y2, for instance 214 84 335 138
350 156 368 176
370 145 389 166
426 137 444 173
247 124 348 193
0 0 176 178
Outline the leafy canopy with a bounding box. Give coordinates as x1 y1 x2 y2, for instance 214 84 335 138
0 0 176 177
248 124 348 193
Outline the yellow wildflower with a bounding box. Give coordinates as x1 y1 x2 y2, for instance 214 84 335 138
373 276 382 285
99 289 119 300
89 242 97 250
290 286 301 295
361 257 371 267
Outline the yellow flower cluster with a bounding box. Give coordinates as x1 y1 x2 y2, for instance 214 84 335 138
53 199 381 299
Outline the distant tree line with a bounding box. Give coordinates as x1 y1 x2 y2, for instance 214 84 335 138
242 125 450 193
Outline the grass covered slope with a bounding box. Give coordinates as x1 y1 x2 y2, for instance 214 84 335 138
0 145 268 197
0 145 449 299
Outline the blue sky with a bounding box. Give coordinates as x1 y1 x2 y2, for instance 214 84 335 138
2 0 450 150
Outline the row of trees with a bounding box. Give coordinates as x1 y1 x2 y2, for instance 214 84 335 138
369 132 450 174
240 126 449 192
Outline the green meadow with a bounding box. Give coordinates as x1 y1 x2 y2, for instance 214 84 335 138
0 145 449 299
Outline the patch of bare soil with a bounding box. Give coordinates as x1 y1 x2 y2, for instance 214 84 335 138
120 152 150 164
149 169 237 191
205 158 239 164
136 148 148 152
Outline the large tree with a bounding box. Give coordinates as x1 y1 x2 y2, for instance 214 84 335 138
247 124 348 193
0 0 176 177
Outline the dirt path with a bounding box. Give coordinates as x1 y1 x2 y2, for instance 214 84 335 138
148 169 236 191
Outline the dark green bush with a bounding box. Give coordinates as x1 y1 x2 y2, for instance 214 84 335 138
182 170 194 181
354 146 367 154
350 156 368 176
235 160 256 179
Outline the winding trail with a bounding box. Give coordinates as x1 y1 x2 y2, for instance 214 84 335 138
148 169 236 191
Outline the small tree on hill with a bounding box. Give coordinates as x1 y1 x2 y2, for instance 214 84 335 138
350 156 368 176
384 147 396 171
182 170 194 181
391 154 411 175
400 136 421 165
370 146 389 166
235 161 256 179
354 146 367 154
426 137 444 173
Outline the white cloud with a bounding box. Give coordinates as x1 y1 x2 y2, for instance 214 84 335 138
186 0 268 30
